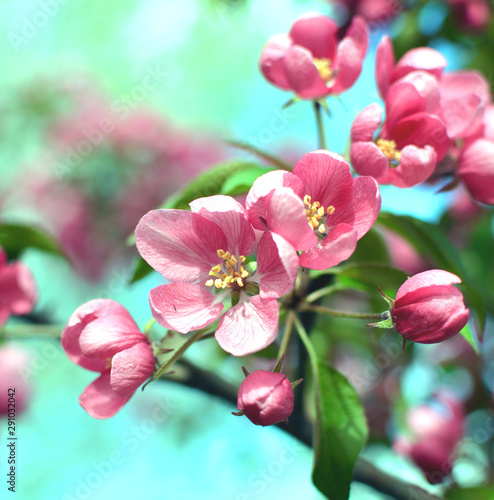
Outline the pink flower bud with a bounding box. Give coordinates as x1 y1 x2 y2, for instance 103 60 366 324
237 370 294 426
391 270 469 343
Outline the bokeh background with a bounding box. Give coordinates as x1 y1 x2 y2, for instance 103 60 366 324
1 1 493 499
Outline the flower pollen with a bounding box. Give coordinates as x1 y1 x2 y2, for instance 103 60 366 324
205 249 249 289
304 194 335 234
377 138 401 163
313 58 333 84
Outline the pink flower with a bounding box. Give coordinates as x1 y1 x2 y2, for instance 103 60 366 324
350 81 450 187
331 0 401 26
394 391 465 483
135 196 299 356
391 270 470 344
61 299 156 419
0 247 37 327
438 71 490 140
446 0 492 30
456 138 494 205
237 370 294 426
259 14 368 99
246 150 381 270
376 36 447 99
0 345 31 416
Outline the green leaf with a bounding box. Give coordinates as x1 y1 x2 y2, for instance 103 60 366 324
225 140 292 171
445 486 494 500
0 223 65 259
297 319 368 500
220 165 274 196
130 257 154 285
348 228 390 265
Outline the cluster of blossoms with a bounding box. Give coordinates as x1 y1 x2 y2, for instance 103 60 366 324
60 11 473 436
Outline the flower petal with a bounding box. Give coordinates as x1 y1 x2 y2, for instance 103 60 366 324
256 232 299 298
350 141 390 184
395 269 462 302
189 195 255 257
386 82 427 131
264 187 318 251
375 35 394 98
259 34 292 90
149 283 224 333
350 103 383 142
388 145 436 188
79 371 131 419
110 342 155 397
289 14 338 60
392 47 446 82
215 296 279 356
293 150 353 211
135 209 227 282
282 46 331 99
0 261 37 316
326 176 380 239
299 223 358 270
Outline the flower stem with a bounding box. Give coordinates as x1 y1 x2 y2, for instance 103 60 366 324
314 101 326 150
304 283 351 304
277 310 295 361
299 303 386 320
143 328 210 390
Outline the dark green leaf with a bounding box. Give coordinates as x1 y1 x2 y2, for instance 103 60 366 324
0 223 65 260
130 256 154 284
445 486 494 500
348 228 390 265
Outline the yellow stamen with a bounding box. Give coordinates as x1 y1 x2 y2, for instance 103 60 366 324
376 138 401 163
205 279 214 287
304 195 335 232
313 58 333 84
206 249 250 289
318 224 326 234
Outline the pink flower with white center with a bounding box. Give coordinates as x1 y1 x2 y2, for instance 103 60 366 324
259 13 368 100
350 81 450 187
61 299 156 419
236 370 294 426
135 196 299 356
394 391 465 484
391 270 470 344
456 138 494 205
375 36 447 99
0 247 37 328
246 150 380 270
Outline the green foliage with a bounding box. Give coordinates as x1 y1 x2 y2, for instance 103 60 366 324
445 486 494 500
0 223 65 260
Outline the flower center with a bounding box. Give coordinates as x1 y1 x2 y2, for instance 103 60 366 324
205 249 249 289
313 58 333 84
105 358 112 370
376 138 401 163
304 195 335 235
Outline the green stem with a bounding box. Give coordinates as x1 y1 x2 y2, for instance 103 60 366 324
299 303 385 320
293 314 317 362
143 328 209 390
0 324 64 338
277 310 295 361
304 283 351 304
314 101 326 150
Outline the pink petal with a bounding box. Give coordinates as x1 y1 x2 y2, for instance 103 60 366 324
110 342 156 397
62 299 138 372
388 145 436 188
391 113 450 161
0 262 37 315
392 47 447 82
350 141 390 184
293 150 353 211
149 282 224 333
0 307 10 329
246 170 303 230
289 14 338 60
397 70 440 114
264 187 318 251
135 209 227 282
375 35 394 98
299 223 358 270
282 46 331 99
395 269 462 301
256 232 299 298
215 296 279 356
331 16 368 94
326 176 380 239
79 371 131 419
457 138 494 205
189 195 255 257
0 247 7 267
386 82 427 131
350 103 383 142
259 34 292 90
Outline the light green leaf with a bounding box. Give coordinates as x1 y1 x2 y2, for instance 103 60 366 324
445 486 494 500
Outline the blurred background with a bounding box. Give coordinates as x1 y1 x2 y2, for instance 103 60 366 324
1 0 493 499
